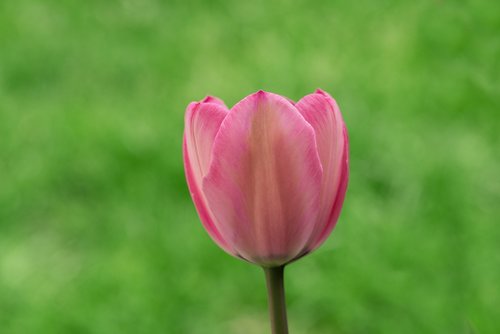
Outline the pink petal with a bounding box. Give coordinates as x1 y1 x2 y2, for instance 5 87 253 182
202 91 323 266
184 101 228 177
295 89 349 252
312 126 349 250
183 100 233 254
201 95 228 108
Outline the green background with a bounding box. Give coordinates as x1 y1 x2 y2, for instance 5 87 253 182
0 0 498 333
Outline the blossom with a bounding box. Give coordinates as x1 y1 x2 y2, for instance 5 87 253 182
183 90 348 267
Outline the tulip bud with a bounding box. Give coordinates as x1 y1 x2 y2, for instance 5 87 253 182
183 90 348 267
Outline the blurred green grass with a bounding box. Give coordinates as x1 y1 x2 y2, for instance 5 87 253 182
0 0 499 333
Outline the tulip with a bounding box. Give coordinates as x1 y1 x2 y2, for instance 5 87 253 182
183 90 349 334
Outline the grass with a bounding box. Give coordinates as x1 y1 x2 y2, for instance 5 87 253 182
0 0 499 333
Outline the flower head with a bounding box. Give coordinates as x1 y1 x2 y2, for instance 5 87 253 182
183 90 348 266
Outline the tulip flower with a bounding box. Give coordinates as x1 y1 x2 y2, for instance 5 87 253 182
183 90 349 334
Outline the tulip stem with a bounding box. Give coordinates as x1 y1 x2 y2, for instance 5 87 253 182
264 265 289 334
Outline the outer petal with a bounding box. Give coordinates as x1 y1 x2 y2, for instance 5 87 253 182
202 91 323 266
295 89 349 252
183 99 233 254
201 95 227 108
311 126 349 250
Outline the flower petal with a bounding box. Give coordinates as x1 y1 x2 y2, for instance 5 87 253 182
202 91 323 265
183 100 233 253
295 89 349 252
185 101 229 179
201 95 228 108
312 126 349 250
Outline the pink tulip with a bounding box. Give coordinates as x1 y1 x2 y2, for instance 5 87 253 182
183 90 349 267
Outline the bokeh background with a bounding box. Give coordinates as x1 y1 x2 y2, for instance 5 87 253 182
1 0 499 333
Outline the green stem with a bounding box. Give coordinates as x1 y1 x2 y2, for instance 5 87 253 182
263 265 289 334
